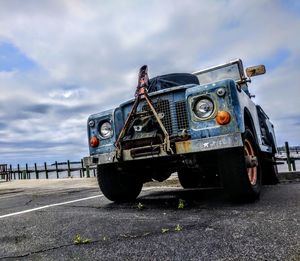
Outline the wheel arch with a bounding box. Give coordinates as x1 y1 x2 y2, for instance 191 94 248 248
243 108 278 184
243 108 259 145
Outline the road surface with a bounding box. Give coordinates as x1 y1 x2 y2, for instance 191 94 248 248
0 177 300 260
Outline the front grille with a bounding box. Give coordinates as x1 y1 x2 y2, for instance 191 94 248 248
142 100 173 135
141 99 189 135
175 101 189 130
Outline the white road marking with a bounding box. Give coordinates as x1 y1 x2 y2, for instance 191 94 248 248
0 195 103 219
0 186 179 219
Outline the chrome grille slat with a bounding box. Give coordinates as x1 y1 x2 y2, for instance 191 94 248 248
141 99 189 135
175 100 189 130
142 100 173 135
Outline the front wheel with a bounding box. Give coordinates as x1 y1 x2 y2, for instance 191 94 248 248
218 129 262 202
97 165 143 202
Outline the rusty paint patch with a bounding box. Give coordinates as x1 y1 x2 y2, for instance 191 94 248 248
176 140 192 154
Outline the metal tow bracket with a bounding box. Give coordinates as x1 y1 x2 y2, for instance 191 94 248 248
114 65 172 160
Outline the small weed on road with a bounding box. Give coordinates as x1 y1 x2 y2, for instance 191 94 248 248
73 234 91 245
136 202 145 210
175 224 183 232
161 228 169 233
178 199 185 209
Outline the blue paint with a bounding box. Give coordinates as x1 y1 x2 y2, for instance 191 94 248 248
185 79 241 139
88 109 116 155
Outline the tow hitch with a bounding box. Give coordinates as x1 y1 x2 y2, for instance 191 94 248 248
114 65 173 160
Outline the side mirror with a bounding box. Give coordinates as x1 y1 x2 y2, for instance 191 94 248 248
246 65 266 77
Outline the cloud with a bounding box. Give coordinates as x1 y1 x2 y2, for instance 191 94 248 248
0 0 299 165
24 104 51 114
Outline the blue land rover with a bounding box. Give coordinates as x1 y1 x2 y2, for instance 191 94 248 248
84 59 278 202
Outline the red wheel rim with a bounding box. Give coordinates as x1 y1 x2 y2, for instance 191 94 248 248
244 139 257 185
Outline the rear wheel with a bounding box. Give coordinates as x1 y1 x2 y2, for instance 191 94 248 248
219 128 262 201
261 153 279 185
97 165 143 202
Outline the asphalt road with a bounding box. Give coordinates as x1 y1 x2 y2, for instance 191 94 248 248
0 178 300 261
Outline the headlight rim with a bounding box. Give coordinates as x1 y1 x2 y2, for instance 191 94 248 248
192 96 216 120
99 120 114 139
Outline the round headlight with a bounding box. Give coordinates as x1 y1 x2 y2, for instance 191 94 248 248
194 98 214 119
99 121 113 139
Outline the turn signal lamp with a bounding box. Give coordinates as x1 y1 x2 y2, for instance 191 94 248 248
216 111 231 125
90 136 99 147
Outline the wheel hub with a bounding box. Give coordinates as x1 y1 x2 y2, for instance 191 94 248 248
245 155 258 168
244 139 257 186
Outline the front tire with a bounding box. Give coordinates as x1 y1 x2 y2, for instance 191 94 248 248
219 128 262 202
97 165 143 202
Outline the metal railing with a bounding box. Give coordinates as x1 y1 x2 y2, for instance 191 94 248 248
0 160 96 180
276 141 300 171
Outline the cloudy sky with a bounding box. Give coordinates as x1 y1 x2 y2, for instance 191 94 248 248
0 0 299 166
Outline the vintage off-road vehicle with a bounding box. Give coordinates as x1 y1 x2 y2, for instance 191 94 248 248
84 59 278 202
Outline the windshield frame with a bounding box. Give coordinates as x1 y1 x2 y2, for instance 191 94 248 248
193 59 246 85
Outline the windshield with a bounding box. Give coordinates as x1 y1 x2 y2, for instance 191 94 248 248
194 63 242 85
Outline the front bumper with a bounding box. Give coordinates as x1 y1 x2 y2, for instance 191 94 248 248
83 132 243 167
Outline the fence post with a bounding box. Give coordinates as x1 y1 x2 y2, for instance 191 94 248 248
34 163 39 179
26 163 30 179
285 141 292 171
17 164 20 179
86 166 90 178
9 164 14 180
80 159 84 178
86 165 90 178
44 162 48 179
291 159 296 171
55 161 59 179
67 160 71 177
22 170 26 180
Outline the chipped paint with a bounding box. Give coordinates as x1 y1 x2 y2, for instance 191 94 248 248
175 140 192 153
176 133 243 155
